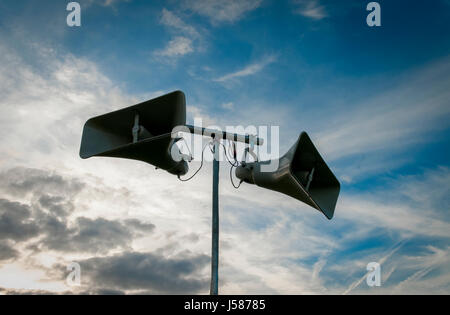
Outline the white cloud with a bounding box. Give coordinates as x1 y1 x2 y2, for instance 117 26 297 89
103 0 128 6
160 8 200 39
156 9 203 59
0 37 449 295
182 0 263 24
221 102 234 110
219 165 450 294
301 57 450 183
293 0 327 20
342 243 404 295
0 37 214 293
84 0 131 8
213 55 276 82
338 172 450 239
392 245 450 293
155 36 193 57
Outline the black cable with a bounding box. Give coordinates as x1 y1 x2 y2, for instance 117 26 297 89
178 139 244 189
220 140 243 189
177 142 211 182
228 139 238 165
219 141 239 167
230 163 243 189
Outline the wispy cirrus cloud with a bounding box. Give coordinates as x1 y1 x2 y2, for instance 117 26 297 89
391 245 450 294
182 0 263 24
342 242 405 295
293 0 327 20
102 0 130 6
160 8 200 39
213 55 277 82
307 57 450 183
1 33 449 295
156 9 202 60
154 36 194 57
84 0 131 9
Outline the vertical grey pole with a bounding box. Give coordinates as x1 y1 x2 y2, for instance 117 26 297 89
210 140 220 295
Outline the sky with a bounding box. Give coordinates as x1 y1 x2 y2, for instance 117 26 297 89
0 0 449 294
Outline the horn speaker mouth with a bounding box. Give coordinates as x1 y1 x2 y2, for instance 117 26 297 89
235 132 340 219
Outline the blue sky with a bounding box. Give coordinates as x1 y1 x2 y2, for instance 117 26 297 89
0 0 449 294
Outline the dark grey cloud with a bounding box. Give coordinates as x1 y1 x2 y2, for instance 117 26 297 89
184 233 200 243
0 286 127 295
0 166 208 295
0 197 142 255
39 217 136 254
123 219 155 234
37 194 75 218
0 167 85 199
76 251 209 294
80 288 126 295
0 199 39 242
73 217 134 250
0 286 128 295
0 287 59 295
0 167 156 258
0 241 19 261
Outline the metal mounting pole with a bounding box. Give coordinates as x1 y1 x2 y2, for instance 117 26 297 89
177 127 263 295
210 139 220 295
